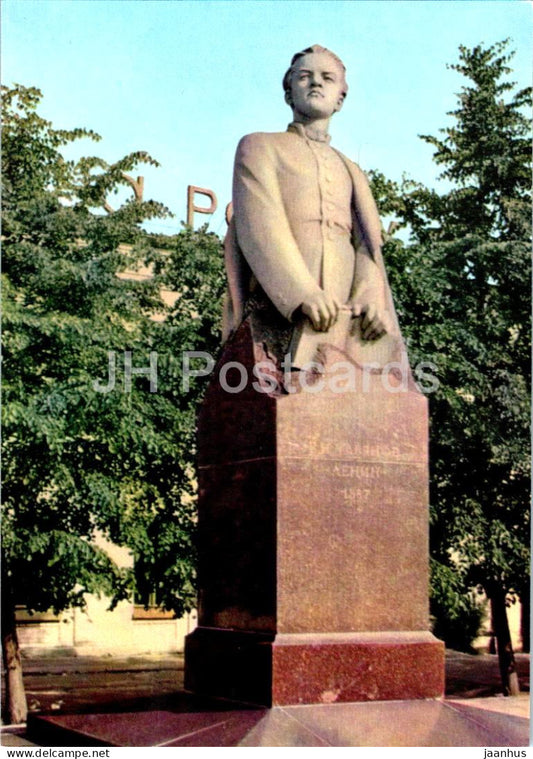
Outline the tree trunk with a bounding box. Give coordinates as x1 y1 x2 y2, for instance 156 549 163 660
490 586 520 696
520 586 530 653
1 574 28 724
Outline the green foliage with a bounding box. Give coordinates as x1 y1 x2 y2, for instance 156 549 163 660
374 41 531 647
133 226 226 609
2 84 225 619
420 40 531 240
430 560 487 653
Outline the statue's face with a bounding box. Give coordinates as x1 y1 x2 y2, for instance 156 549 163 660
289 51 345 120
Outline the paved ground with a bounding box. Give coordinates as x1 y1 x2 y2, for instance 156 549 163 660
1 650 530 747
446 650 530 698
19 653 185 716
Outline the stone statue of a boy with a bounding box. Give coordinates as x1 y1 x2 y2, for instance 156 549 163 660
223 44 400 368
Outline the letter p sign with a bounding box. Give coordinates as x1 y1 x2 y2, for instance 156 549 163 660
187 185 218 227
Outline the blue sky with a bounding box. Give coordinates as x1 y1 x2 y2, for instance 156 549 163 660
3 0 532 235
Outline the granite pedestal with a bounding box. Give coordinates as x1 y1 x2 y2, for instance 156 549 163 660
185 321 444 705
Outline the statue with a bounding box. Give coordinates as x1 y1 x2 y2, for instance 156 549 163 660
185 45 444 707
222 44 404 378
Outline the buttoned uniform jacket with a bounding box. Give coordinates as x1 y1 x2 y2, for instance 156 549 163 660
222 125 400 344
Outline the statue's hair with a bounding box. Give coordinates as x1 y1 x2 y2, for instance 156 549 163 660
282 44 348 104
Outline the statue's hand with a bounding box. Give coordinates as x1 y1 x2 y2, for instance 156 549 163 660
300 291 341 332
350 286 390 341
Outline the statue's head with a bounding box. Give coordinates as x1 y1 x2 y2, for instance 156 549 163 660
282 44 348 114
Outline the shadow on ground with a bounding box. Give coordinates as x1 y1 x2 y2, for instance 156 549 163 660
445 650 529 699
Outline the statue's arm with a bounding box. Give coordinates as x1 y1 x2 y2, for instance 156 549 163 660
348 162 392 340
232 133 323 321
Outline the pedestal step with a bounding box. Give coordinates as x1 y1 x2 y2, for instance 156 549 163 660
185 628 444 706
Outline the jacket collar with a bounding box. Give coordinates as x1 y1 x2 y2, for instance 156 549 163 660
287 121 331 144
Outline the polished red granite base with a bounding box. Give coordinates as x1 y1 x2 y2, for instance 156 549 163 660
27 708 268 748
185 629 444 706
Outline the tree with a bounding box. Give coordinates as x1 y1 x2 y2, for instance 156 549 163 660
1 85 225 723
374 41 530 693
